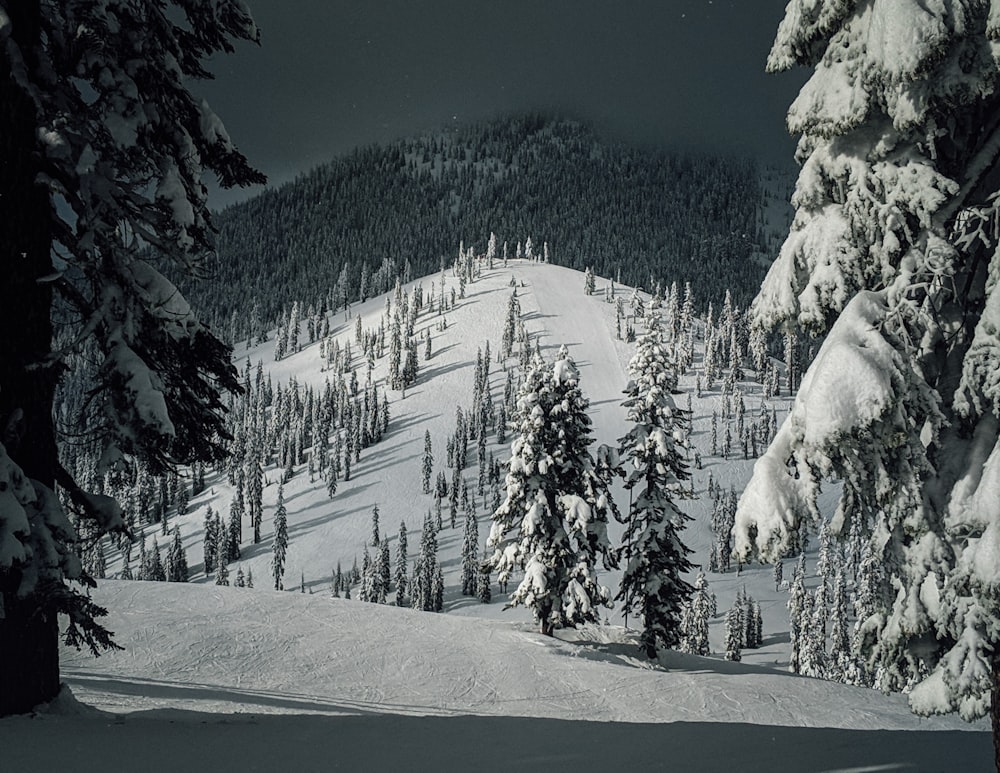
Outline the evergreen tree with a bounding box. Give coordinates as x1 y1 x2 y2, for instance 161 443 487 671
746 597 763 650
412 511 441 612
174 478 190 518
0 0 263 710
787 555 809 675
377 539 391 604
487 347 617 635
477 561 492 604
732 3 1000 747
228 479 244 562
501 291 521 360
829 566 851 680
681 571 712 656
147 537 166 582
370 504 381 547
203 506 218 576
214 537 230 587
167 526 189 583
395 522 408 607
616 316 694 657
724 603 743 662
461 506 480 596
248 462 264 544
272 484 288 591
421 430 434 494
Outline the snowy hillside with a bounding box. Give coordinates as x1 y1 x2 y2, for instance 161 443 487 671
5 581 973 771
14 258 990 771
105 258 800 660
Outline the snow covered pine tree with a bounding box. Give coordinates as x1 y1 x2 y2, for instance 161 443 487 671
0 1 262 714
487 346 617 636
617 316 694 658
731 2 1000 767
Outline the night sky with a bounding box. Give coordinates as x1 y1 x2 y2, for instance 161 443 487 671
201 0 806 208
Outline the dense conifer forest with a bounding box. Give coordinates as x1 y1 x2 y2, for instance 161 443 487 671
183 116 774 342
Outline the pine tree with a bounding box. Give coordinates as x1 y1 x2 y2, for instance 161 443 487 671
248 462 264 544
746 597 763 650
477 561 492 604
724 603 743 662
787 555 809 675
501 291 521 360
272 484 289 591
802 582 829 678
829 566 851 680
359 545 373 603
412 511 441 612
617 316 694 657
203 506 217 576
487 347 617 635
731 4 1000 748
461 506 480 596
370 505 381 547
395 522 408 606
167 526 189 583
421 430 434 494
228 479 244 562
681 571 712 656
214 537 230 587
377 539 391 604
1 0 259 702
147 537 166 582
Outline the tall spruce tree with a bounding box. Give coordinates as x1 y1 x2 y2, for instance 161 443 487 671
731 2 1000 758
617 316 695 658
487 347 617 635
0 0 261 714
395 521 408 607
681 570 713 656
272 484 288 591
421 430 433 494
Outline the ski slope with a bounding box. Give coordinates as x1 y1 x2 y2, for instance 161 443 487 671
6 259 991 771
107 259 800 657
9 581 980 771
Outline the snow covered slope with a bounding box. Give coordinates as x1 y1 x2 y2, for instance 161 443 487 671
2 259 992 771
109 259 802 657
27 581 986 771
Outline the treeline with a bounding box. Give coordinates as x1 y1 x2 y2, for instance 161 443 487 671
182 115 768 342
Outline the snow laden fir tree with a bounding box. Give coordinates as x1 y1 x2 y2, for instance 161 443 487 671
487 346 617 636
0 0 262 715
617 316 695 658
732 1 1000 766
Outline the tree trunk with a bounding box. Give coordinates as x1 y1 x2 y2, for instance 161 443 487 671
992 648 1000 773
0 591 60 715
0 0 63 717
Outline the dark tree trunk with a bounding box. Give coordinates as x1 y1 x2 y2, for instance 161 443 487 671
0 0 63 716
992 648 1000 773
0 590 60 715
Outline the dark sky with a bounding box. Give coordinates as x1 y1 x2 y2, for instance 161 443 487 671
201 0 806 208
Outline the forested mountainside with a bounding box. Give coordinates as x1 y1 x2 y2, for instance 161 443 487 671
183 116 772 342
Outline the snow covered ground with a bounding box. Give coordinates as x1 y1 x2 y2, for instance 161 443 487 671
105 259 803 657
1 259 992 770
1 580 986 772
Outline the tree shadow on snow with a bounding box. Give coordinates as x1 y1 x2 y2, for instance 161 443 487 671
13 698 992 773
